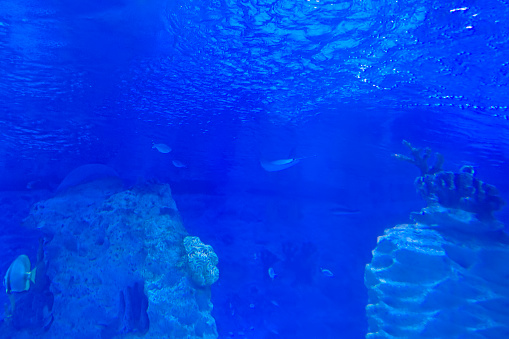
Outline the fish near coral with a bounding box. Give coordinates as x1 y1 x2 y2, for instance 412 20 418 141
3 255 37 294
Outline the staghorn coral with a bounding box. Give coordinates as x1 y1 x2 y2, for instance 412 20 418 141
184 236 219 287
393 140 444 176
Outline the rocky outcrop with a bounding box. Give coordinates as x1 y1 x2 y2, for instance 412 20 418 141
365 220 509 338
366 142 509 338
16 180 218 339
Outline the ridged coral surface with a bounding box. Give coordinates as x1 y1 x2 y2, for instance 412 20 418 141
184 236 219 287
365 222 509 338
22 180 218 339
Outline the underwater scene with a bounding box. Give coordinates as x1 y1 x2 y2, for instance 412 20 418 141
1 0 509 338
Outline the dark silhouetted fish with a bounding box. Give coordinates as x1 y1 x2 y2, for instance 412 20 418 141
330 205 360 216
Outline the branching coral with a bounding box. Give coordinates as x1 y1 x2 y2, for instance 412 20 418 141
393 140 444 176
395 140 505 221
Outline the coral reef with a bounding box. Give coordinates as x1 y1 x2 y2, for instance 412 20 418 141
395 140 505 221
365 224 509 338
415 165 505 221
393 139 444 176
101 281 149 338
365 141 509 338
410 204 504 233
14 181 218 339
183 236 219 287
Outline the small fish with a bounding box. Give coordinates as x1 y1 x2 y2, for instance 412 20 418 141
320 268 334 277
268 267 277 280
26 180 39 190
172 160 186 168
330 205 360 216
152 143 172 154
260 154 316 172
3 255 37 294
269 328 280 335
260 158 301 172
270 300 279 307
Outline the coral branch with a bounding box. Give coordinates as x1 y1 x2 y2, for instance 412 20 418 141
393 140 443 176
394 140 505 222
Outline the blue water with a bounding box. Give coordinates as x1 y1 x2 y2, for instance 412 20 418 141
1 0 509 338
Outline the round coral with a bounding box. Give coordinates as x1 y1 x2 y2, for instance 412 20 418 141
183 236 219 287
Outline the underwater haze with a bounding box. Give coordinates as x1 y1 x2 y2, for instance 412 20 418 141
1 0 509 338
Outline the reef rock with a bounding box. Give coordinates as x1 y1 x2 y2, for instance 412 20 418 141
415 166 505 221
366 143 509 338
365 221 509 338
394 141 505 221
17 181 218 339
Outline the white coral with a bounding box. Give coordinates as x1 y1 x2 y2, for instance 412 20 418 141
183 236 219 287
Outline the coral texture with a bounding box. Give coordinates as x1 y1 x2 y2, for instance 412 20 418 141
365 223 509 338
183 236 219 287
393 139 444 176
394 140 505 221
366 142 509 338
16 180 218 339
415 166 505 221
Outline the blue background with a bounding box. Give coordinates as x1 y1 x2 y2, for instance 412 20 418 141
1 0 509 337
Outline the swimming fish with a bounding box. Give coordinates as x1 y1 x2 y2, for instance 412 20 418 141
261 154 318 172
152 143 172 154
320 268 334 277
172 160 187 168
3 255 37 294
260 158 302 172
268 267 277 280
26 180 40 190
330 205 360 216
